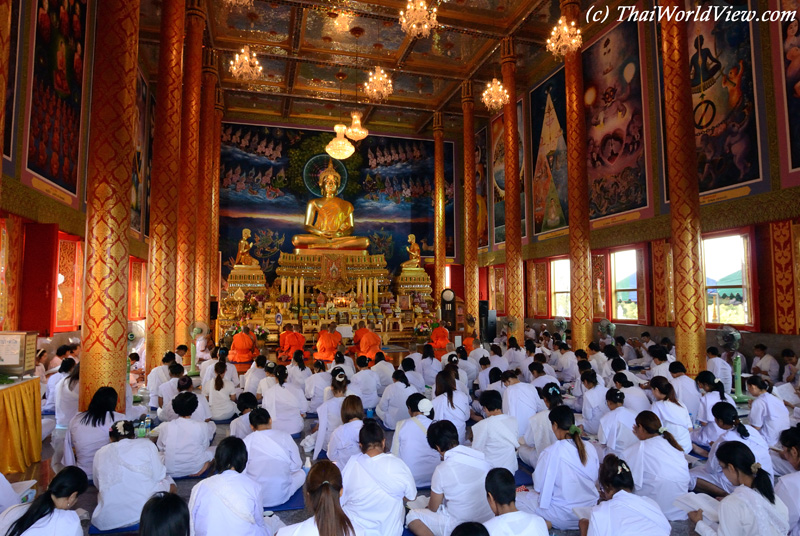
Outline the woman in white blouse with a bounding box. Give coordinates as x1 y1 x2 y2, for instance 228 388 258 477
518 382 561 468
261 365 308 436
775 425 800 536
747 376 791 447
597 388 638 457
327 395 364 467
431 370 470 444
55 363 81 428
376 370 418 430
612 373 651 415
691 371 729 448
305 360 332 414
649 376 692 453
203 361 238 421
581 370 609 436
44 358 74 415
390 393 440 488
420 344 443 387
287 351 312 389
64 387 126 479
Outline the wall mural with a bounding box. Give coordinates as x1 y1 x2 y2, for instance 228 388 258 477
773 2 800 187
583 20 649 224
529 67 569 236
24 0 90 206
658 0 764 204
3 0 21 165
218 122 456 285
491 100 526 246
130 68 147 234
143 92 155 237
475 127 489 248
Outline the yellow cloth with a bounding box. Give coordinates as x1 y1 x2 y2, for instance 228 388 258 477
0 379 42 473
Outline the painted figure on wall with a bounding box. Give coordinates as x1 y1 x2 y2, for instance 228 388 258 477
781 11 800 174
130 70 147 233
475 128 489 248
491 101 526 245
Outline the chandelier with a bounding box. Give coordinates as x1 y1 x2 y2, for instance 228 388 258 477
546 17 582 58
481 78 509 113
229 45 263 81
326 123 356 160
223 0 254 9
399 0 438 39
346 111 368 141
364 65 393 101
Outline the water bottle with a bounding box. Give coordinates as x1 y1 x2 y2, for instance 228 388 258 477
303 456 312 474
144 414 152 436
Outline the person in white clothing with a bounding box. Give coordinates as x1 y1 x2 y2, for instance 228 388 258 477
668 361 701 419
401 358 426 394
445 356 469 393
147 352 177 409
277 461 366 536
327 395 365 468
156 376 215 435
691 371 730 448
515 406 600 530
471 391 519 473
55 364 81 428
288 351 312 389
781 349 799 387
329 352 356 379
432 371 471 444
406 421 494 536
691 402 774 497
0 473 18 514
43 358 74 414
502 337 526 373
488 345 509 373
553 343 579 383
91 421 174 530
518 383 562 469
243 408 305 508
624 411 691 520
747 376 791 446
597 389 638 457
627 332 658 368
261 365 308 436
528 362 559 392
0 466 88 536
313 369 350 459
198 346 219 380
752 344 781 383
351 355 381 409
390 395 440 489
420 344 443 387
243 355 268 396
377 370 418 430
469 339 490 367
456 346 480 387
157 362 184 416
201 349 240 391
775 425 800 536
372 353 396 396
341 420 416 536
659 338 677 363
501 370 544 437
482 468 549 536
587 343 608 374
229 392 259 439
688 441 790 536
255 361 279 400
203 361 238 421
189 436 270 536
578 454 670 536
706 347 733 395
305 360 332 414
615 337 637 363
612 373 651 415
64 387 126 479
156 392 215 477
580 371 609 436
643 346 671 381
649 376 693 453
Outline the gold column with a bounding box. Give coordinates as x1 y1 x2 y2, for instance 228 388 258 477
300 276 305 306
0 0 11 183
175 1 205 345
146 0 184 372
559 1 593 350
660 0 705 375
461 81 479 323
194 48 217 326
500 38 524 341
211 88 223 292
80 0 140 410
433 112 445 305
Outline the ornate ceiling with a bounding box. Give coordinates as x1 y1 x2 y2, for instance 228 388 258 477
138 0 593 133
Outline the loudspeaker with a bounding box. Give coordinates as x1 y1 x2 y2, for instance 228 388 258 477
210 301 218 321
478 300 496 343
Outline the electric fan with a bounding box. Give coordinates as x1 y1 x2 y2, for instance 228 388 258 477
717 324 746 403
188 321 210 376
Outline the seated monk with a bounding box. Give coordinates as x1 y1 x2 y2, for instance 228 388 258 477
348 320 369 356
229 326 258 374
462 330 478 353
328 322 342 349
315 327 339 362
278 324 306 363
430 322 450 359
359 324 383 359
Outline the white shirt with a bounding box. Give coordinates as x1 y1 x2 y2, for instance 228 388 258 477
278 516 365 536
372 361 396 395
0 504 82 536
706 357 733 395
623 436 691 520
471 414 519 473
257 376 278 398
405 370 425 393
586 490 670 536
147 364 170 407
327 420 364 468
430 446 494 524
690 425 773 494
522 410 557 465
314 396 346 459
244 429 304 507
420 357 443 387
158 390 213 426
469 347 490 366
189 469 269 536
582 385 609 435
377 382 418 430
489 354 510 372
350 369 381 408
55 376 80 427
647 361 671 381
243 367 266 396
458 359 479 386
692 391 727 446
229 413 253 439
502 382 545 437
156 418 214 477
504 348 527 372
650 399 693 453
341 453 416 536
261 383 308 435
695 484 789 536
390 415 440 488
158 377 180 409
304 372 331 413
670 374 701 419
203 379 238 421
66 411 126 479
753 354 781 383
432 390 470 444
619 343 637 363
555 351 579 383
483 510 549 536
620 385 651 415
0 474 18 514
91 438 171 530
531 374 560 391
287 363 312 389
775 470 800 536
201 361 240 389
750 391 791 446
43 372 66 413
598 406 638 456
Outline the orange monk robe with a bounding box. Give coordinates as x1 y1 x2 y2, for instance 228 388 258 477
279 331 307 361
431 326 450 349
462 337 475 351
315 330 339 362
359 330 383 359
349 327 370 355
229 331 258 373
330 330 342 348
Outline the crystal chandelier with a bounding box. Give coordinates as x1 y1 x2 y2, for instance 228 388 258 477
364 66 393 101
346 111 368 141
326 123 355 160
399 0 438 39
546 17 582 58
481 78 509 113
229 45 263 81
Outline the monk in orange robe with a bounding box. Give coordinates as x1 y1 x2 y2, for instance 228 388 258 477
359 326 383 359
315 327 339 362
349 321 369 356
328 322 342 349
430 322 450 359
462 330 478 352
278 324 306 363
229 326 258 373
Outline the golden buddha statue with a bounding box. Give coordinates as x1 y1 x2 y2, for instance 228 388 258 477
400 234 421 269
291 160 370 250
235 229 259 266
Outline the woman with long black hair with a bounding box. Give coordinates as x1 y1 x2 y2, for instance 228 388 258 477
431 370 470 444
64 386 125 479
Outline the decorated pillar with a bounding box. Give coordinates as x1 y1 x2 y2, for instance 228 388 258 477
660 0 705 375
433 112 445 305
500 38 524 341
0 0 12 176
194 48 217 326
559 0 593 351
461 81 479 325
211 88 223 293
175 1 205 345
80 0 140 410
146 0 185 372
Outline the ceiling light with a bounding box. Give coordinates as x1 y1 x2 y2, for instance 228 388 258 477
546 17 582 58
326 124 356 160
481 78 509 113
229 45 263 81
223 0 254 10
346 111 369 141
364 65 393 101
399 0 438 39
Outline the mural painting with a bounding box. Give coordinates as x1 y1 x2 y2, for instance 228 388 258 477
475 127 489 248
491 100 526 245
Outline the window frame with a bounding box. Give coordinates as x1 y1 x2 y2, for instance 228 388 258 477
549 256 571 319
128 256 148 321
605 243 651 326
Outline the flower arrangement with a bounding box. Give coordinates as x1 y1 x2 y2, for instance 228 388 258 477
414 322 432 337
224 322 243 339
253 326 269 341
277 294 291 304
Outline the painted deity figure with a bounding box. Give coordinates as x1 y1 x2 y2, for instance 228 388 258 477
234 229 259 266
401 234 421 269
291 160 370 250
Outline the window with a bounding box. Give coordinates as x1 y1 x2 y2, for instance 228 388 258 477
610 249 639 321
702 233 752 326
550 258 570 318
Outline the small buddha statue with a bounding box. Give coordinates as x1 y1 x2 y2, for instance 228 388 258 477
400 234 421 269
235 229 259 266
291 160 370 250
